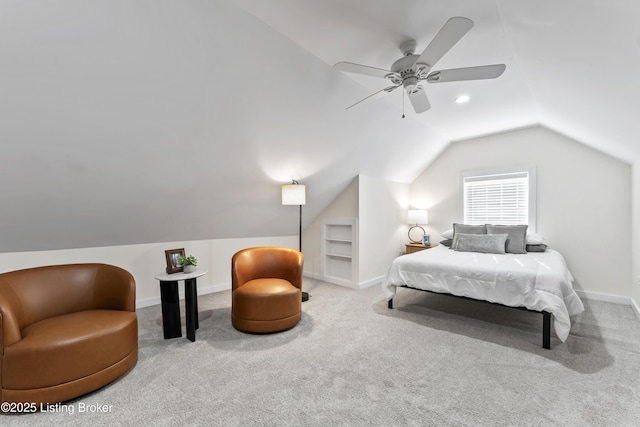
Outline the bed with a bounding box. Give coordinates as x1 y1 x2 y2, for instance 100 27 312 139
382 237 584 349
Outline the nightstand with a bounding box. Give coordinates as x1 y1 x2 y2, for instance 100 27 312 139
405 243 437 254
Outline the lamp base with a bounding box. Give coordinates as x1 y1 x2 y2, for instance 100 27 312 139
408 225 426 243
302 291 309 302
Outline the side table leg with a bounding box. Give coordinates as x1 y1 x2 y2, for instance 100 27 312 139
185 278 198 342
159 280 182 339
194 281 199 330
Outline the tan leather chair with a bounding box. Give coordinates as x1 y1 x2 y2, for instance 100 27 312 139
231 247 303 333
0 263 138 406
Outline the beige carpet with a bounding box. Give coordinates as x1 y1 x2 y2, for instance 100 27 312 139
5 279 640 426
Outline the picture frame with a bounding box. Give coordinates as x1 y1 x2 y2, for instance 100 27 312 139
165 248 186 274
423 235 431 246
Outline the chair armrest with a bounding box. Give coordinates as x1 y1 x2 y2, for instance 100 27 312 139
0 286 24 347
281 252 304 290
92 264 136 312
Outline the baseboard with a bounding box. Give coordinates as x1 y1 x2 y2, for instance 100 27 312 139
575 289 632 305
573 290 640 321
631 298 640 319
136 297 160 309
303 271 322 280
303 272 384 290
136 283 229 309
358 275 384 289
304 271 358 289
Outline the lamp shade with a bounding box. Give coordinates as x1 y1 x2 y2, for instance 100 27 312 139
407 209 428 225
282 183 306 205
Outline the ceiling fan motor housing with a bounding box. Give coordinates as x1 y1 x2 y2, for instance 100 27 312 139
389 54 427 90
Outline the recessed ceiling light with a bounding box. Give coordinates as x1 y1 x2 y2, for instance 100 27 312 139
455 95 470 104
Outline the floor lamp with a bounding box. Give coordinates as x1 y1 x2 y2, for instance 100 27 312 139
282 180 309 302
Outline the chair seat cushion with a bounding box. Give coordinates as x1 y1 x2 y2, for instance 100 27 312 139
232 278 300 321
3 310 138 390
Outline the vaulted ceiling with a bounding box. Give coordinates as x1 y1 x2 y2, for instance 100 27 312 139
1 0 639 252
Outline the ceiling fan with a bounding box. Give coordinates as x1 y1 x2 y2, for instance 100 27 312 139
334 17 506 114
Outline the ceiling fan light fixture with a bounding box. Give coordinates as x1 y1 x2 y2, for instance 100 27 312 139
455 95 470 104
403 76 419 91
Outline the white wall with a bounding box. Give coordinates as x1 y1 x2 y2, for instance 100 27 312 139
631 162 640 313
411 126 631 297
303 177 359 276
0 235 297 308
303 174 409 288
358 175 409 285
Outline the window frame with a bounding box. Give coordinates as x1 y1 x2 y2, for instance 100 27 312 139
459 165 537 232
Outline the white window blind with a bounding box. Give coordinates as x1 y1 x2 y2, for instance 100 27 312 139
463 171 529 225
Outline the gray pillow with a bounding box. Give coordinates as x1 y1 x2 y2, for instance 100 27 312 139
526 243 548 252
440 239 453 248
453 233 508 254
486 225 528 254
453 223 487 237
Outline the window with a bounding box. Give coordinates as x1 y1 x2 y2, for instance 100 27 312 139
460 166 536 230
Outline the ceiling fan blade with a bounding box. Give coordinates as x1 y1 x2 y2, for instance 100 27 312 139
414 17 474 69
406 86 431 113
426 64 506 83
334 61 392 79
345 85 400 110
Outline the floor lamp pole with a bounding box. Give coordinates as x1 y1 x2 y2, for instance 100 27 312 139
282 180 309 303
299 204 302 252
299 204 309 302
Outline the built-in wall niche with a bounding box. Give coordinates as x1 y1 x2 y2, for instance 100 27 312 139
321 219 358 288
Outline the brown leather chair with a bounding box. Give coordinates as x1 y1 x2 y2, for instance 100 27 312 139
0 263 138 406
231 247 303 333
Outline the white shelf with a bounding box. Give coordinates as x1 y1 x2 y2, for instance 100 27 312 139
325 253 352 260
321 219 357 288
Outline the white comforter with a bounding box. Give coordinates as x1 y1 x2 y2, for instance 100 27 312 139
382 245 584 342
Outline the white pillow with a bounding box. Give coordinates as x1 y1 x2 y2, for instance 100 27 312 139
441 229 454 239
526 232 546 245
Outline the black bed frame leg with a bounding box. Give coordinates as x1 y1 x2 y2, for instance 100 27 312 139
542 312 551 350
388 298 393 309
